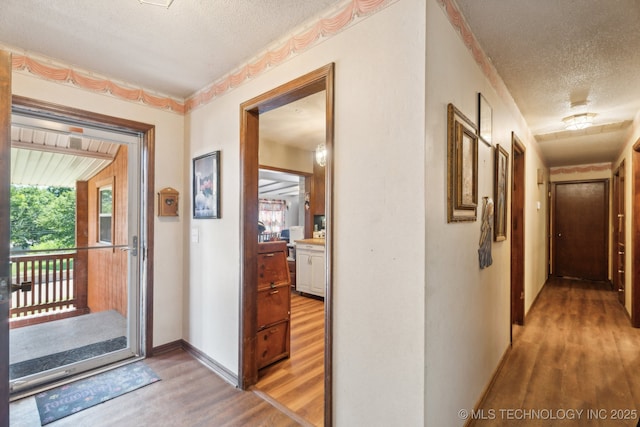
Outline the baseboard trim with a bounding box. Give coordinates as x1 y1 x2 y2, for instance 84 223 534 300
465 344 512 427
151 339 182 356
180 340 239 387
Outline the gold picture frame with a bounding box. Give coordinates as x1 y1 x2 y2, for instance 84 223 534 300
447 103 479 222
494 144 509 241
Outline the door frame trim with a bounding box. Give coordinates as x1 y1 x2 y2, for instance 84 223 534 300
238 63 334 424
510 133 525 331
613 162 625 304
11 95 155 356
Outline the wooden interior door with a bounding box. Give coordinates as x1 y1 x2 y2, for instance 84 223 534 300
614 164 626 304
510 134 525 328
552 180 608 281
0 50 12 427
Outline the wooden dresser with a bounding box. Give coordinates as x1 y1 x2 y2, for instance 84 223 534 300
257 241 291 369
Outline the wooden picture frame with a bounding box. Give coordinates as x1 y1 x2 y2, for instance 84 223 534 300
494 144 509 241
478 93 492 146
193 151 221 219
447 103 479 222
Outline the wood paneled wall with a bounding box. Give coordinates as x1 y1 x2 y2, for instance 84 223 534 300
74 181 89 311
86 145 128 316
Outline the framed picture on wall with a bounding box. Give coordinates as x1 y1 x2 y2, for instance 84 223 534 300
447 103 479 223
193 151 221 219
494 144 509 241
478 93 492 146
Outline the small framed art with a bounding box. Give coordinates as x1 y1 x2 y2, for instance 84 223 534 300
193 151 221 219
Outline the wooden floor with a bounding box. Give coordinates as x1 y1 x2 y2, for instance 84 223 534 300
471 277 640 427
10 292 325 427
10 349 301 427
256 292 325 427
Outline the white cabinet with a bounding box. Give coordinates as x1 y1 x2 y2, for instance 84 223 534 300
296 243 325 297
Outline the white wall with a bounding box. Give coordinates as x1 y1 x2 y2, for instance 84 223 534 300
425 1 547 425
11 72 185 347
185 0 426 425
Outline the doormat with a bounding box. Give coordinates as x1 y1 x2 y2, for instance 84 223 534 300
35 361 160 425
10 336 127 380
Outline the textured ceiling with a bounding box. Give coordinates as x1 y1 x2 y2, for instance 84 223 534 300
455 0 640 166
2 1 638 168
0 0 341 99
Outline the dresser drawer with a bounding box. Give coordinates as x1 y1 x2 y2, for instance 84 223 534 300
257 284 290 328
257 251 290 290
257 320 290 369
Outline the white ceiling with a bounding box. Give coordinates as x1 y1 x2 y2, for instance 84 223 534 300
0 0 340 99
10 114 130 187
2 1 639 168
259 169 301 198
260 91 326 151
455 0 640 167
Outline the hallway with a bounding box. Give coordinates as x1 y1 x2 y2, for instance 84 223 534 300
471 277 640 427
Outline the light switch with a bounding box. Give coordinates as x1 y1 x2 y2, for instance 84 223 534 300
191 227 199 243
536 201 541 210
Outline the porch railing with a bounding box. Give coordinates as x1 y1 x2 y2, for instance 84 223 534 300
10 252 77 318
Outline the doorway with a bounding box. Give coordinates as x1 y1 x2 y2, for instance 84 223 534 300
613 162 625 305
551 180 609 282
239 63 334 426
4 95 155 398
510 133 525 331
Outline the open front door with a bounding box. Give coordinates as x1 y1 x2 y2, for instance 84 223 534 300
0 50 12 427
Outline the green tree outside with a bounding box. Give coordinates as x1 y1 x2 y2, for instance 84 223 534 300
10 185 76 251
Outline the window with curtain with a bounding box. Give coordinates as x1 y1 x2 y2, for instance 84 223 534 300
258 199 287 234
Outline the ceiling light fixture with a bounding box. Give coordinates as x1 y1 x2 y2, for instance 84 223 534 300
138 0 174 8
315 143 327 167
562 113 596 131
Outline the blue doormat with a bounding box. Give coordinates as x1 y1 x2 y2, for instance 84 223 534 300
35 361 160 425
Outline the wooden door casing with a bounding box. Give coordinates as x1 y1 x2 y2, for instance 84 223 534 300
510 134 525 327
613 164 625 304
552 180 609 282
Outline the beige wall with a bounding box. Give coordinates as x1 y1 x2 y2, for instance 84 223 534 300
425 1 548 424
185 1 427 425
259 139 314 173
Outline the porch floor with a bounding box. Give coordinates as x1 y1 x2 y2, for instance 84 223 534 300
10 310 126 365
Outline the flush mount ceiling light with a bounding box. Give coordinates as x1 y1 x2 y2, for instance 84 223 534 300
138 0 174 7
562 113 596 131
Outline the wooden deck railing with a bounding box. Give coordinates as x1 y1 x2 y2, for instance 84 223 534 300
10 252 77 318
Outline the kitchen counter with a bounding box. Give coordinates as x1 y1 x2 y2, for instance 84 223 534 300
295 238 325 246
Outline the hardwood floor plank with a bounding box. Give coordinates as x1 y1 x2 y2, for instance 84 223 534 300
472 278 640 427
256 293 325 427
10 349 301 427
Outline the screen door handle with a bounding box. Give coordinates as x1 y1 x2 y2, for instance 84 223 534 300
120 236 138 256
